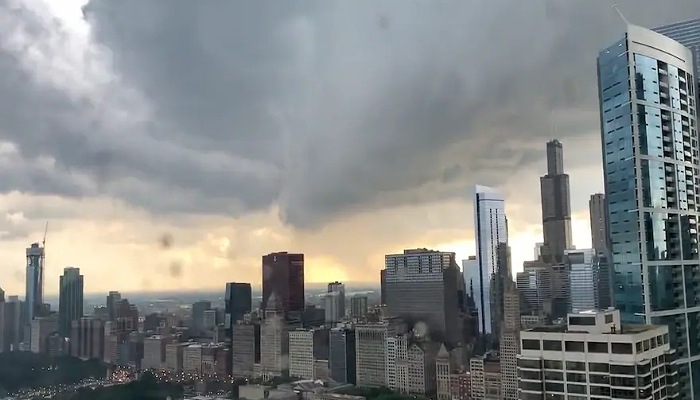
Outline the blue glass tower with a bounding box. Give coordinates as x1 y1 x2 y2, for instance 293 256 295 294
598 24 697 398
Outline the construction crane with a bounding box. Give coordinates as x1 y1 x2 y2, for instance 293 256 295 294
42 221 48 248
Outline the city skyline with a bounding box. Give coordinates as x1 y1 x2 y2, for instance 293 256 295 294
0 2 699 297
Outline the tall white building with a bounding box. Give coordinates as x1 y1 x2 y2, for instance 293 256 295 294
325 291 344 324
30 316 57 354
260 292 289 379
518 309 679 400
386 334 409 390
473 185 508 335
355 318 406 388
142 335 169 370
183 344 203 375
289 329 316 379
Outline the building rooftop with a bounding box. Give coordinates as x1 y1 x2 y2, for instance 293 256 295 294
526 324 662 335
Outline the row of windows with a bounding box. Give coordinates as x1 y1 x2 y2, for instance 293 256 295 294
518 358 658 376
521 338 634 354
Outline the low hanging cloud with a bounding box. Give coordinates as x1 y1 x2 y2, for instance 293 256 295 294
0 0 696 231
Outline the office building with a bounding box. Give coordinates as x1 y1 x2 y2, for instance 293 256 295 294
58 267 84 337
288 329 324 379
231 322 259 378
473 185 508 335
380 269 386 305
589 193 609 255
70 317 105 360
325 282 345 324
225 282 252 339
461 256 478 296
355 318 407 388
499 281 520 400
164 342 188 373
489 243 512 340
260 292 289 379
30 316 57 354
518 309 678 400
469 353 501 400
142 335 169 370
191 300 211 334
3 296 22 351
566 249 612 312
350 296 368 320
261 252 305 315
597 24 698 397
106 291 121 322
25 243 45 322
383 249 464 345
183 344 203 375
539 140 573 263
329 327 356 384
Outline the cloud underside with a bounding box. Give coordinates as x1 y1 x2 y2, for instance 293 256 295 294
0 0 697 233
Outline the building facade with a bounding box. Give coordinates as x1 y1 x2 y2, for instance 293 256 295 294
539 140 573 263
597 24 698 397
225 282 252 339
261 252 305 315
355 319 406 388
473 185 508 335
329 327 356 384
231 322 259 378
518 309 679 400
58 267 84 337
589 193 609 255
383 249 463 345
25 243 45 322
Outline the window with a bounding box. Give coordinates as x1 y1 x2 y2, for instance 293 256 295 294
543 360 563 370
518 359 540 369
588 342 609 353
589 362 609 373
565 341 585 352
605 313 614 323
569 316 596 325
542 340 562 351
612 342 633 354
522 339 540 350
566 361 586 371
610 364 636 375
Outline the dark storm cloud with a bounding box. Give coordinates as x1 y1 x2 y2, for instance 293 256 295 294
0 0 697 228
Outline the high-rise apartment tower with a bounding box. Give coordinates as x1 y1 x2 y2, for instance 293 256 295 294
473 185 508 335
597 24 698 398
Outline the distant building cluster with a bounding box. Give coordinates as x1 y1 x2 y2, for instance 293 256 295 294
0 15 698 400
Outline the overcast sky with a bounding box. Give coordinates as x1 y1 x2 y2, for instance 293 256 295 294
0 0 697 295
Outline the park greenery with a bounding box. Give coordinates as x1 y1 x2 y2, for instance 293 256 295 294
0 351 106 394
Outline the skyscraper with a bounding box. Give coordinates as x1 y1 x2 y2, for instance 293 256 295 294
383 249 464 345
25 242 45 322
588 193 609 255
191 300 211 334
598 24 698 397
224 282 252 339
654 18 700 82
261 252 305 316
58 267 84 337
106 291 121 322
325 282 345 323
539 140 573 263
473 185 508 335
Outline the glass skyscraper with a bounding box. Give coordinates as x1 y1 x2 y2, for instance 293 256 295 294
655 18 700 81
597 24 698 398
473 185 508 336
58 267 84 337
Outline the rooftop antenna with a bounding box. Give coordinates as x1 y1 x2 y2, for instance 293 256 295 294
611 3 630 25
